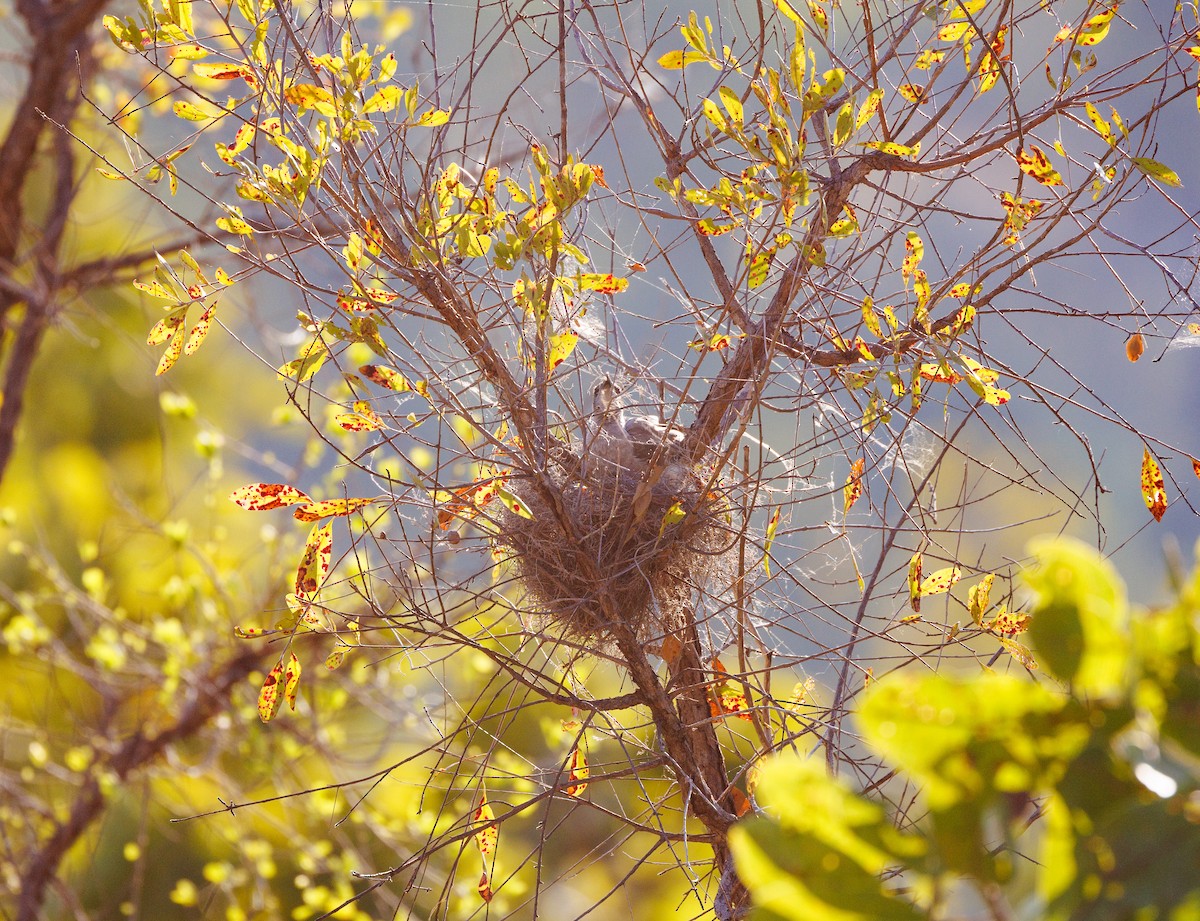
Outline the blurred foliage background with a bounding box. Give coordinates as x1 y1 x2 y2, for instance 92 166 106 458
3 0 1200 919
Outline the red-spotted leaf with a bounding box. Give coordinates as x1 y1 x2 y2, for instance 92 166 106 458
283 653 301 710
579 273 629 294
861 296 882 337
1016 146 1063 186
258 661 284 722
495 485 533 520
184 303 216 355
155 326 186 376
295 522 333 596
293 497 376 522
985 606 1031 637
474 795 498 860
231 483 311 511
335 400 383 432
1141 447 1168 522
919 565 961 596
901 231 923 282
1054 7 1116 47
234 624 275 638
359 364 412 392
148 311 186 345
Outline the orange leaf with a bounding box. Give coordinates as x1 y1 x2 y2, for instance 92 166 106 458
294 522 333 595
843 457 865 515
1192 457 1200 481
1125 332 1145 362
565 746 589 797
230 483 312 511
258 662 284 723
1141 448 1168 522
730 786 753 817
478 871 493 903
659 633 683 666
293 497 375 522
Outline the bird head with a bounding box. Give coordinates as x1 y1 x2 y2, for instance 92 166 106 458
592 378 620 415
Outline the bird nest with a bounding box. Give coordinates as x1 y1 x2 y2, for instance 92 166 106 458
493 467 738 644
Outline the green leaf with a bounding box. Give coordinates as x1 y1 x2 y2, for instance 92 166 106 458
1131 157 1183 188
731 754 927 921
1024 537 1130 697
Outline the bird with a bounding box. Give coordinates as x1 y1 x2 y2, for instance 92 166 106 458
585 378 688 483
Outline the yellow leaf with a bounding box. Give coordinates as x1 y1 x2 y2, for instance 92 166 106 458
258 662 284 722
919 566 961 596
283 653 302 711
294 522 333 595
855 88 884 129
415 108 451 127
473 795 498 859
659 500 687 536
968 573 994 626
578 273 629 294
763 507 781 576
908 552 923 612
658 49 711 69
861 295 881 337
901 231 923 282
